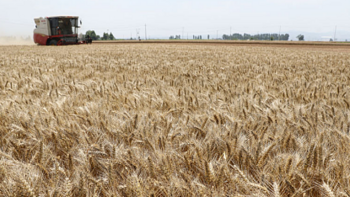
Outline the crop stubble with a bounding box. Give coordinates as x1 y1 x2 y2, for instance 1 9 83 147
0 44 350 196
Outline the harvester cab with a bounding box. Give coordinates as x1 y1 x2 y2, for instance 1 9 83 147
33 16 92 45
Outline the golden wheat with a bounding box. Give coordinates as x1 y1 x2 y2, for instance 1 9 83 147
0 44 349 196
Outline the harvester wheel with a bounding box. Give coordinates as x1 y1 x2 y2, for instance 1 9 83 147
48 40 57 46
57 40 64 46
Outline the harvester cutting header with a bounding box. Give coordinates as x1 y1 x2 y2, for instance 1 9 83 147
33 16 92 45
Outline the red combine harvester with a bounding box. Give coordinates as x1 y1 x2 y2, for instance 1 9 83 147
33 16 92 45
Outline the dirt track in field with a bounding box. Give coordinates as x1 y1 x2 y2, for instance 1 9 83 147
92 40 350 52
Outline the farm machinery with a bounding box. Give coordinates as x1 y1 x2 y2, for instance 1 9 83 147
33 16 92 45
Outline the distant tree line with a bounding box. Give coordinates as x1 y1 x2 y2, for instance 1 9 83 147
169 35 204 40
168 33 290 40
83 30 301 41
169 35 181 39
84 30 115 40
223 33 290 41
101 32 115 40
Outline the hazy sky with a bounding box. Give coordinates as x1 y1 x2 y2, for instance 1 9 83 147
1 0 349 40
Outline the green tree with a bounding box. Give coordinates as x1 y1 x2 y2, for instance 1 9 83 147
109 33 115 40
102 32 109 40
296 34 304 41
284 34 290 40
85 30 99 40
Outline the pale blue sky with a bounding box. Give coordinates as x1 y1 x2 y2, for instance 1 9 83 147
1 0 349 40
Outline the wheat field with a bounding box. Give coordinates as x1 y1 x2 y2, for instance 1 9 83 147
0 44 350 196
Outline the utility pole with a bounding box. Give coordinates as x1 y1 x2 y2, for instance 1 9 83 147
145 24 147 40
334 25 337 41
136 28 140 40
217 30 218 39
230 27 232 36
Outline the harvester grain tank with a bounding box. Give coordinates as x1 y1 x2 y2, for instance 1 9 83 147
33 16 92 45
